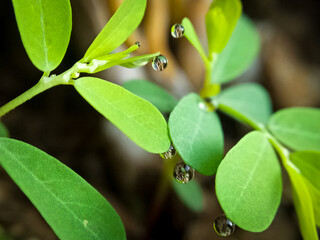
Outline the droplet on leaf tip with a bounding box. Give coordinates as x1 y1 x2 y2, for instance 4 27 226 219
171 24 185 38
173 161 195 184
152 55 168 71
135 41 141 47
160 145 177 159
214 214 235 237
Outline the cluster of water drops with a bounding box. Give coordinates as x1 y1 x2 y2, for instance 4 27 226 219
214 214 236 237
150 23 185 71
160 145 195 184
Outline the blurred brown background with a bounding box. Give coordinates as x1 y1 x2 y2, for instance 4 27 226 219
0 0 320 239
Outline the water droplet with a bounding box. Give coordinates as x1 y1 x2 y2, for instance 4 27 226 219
152 55 168 71
198 102 208 111
214 214 235 237
173 161 195 183
160 145 176 159
171 24 185 38
135 41 141 47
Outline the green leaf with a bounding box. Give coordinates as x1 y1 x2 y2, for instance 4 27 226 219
0 122 9 138
268 108 320 151
290 151 320 226
205 0 242 54
74 77 170 153
172 179 203 212
181 18 208 63
83 0 146 62
123 80 177 113
308 182 320 227
12 0 72 72
169 93 224 175
216 131 282 232
0 137 126 240
212 15 260 84
290 151 320 190
216 83 272 125
285 163 319 240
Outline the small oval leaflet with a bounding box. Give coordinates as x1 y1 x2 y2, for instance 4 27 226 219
152 55 168 71
173 161 195 184
214 214 236 237
160 145 177 159
171 24 185 38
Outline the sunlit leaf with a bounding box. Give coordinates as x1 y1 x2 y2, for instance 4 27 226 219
169 93 223 175
172 179 203 212
216 131 282 232
285 162 318 240
290 151 320 226
83 0 146 62
123 80 177 113
74 77 170 153
12 0 72 72
268 108 320 151
205 0 242 54
216 83 272 125
181 18 208 63
212 15 260 84
0 138 126 240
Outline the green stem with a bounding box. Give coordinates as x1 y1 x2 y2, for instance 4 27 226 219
0 66 79 119
217 103 265 131
200 53 220 98
217 102 298 171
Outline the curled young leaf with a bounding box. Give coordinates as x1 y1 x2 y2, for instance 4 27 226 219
74 77 171 153
0 138 126 240
83 0 147 62
12 0 72 72
181 18 208 63
216 131 282 232
205 0 242 54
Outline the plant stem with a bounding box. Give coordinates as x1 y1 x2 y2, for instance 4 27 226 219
0 69 77 119
217 103 265 131
0 78 49 118
200 53 220 98
217 102 299 171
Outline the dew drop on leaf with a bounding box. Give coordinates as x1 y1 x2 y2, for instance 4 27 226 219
135 41 141 47
214 214 235 237
160 145 177 159
171 24 185 38
152 55 168 71
173 161 195 183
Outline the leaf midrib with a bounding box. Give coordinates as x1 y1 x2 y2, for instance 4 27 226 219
0 146 101 240
79 82 167 144
229 139 267 214
37 0 49 70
